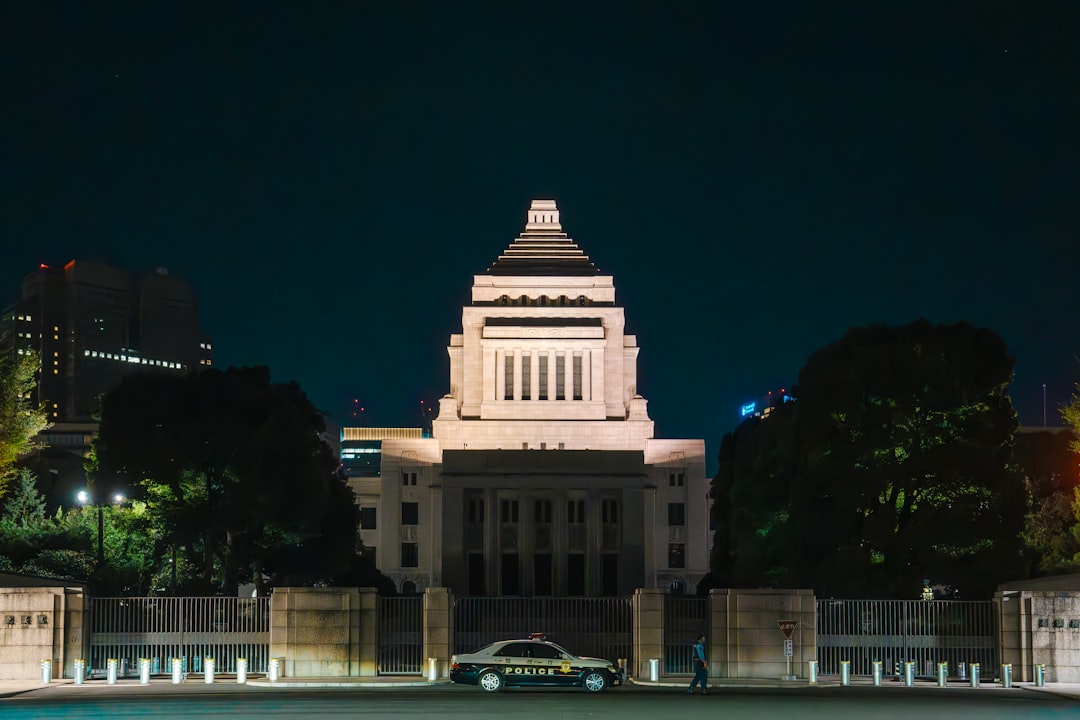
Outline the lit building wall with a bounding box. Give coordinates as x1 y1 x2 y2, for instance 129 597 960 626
364 200 709 596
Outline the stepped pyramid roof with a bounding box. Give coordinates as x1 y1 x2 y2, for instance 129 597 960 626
486 200 601 276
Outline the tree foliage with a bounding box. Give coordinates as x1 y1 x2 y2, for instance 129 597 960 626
92 366 365 595
0 344 50 498
1014 429 1080 574
712 320 1028 599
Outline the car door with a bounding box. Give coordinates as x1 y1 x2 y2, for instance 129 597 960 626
492 642 533 686
529 642 576 686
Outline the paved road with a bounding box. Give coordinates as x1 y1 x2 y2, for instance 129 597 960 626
1 682 1075 720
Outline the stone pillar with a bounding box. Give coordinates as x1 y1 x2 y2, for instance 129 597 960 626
582 349 591 401
590 347 605 407
709 588 816 679
482 348 496 403
270 587 375 677
547 349 557 401
513 350 522 401
423 588 454 678
563 352 573 401
495 349 505 401
0 586 86 680
632 588 664 680
529 351 539 402
995 587 1080 682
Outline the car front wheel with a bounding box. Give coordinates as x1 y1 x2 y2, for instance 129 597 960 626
478 669 504 692
582 670 608 693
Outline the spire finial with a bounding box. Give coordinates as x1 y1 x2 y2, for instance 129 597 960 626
525 199 561 232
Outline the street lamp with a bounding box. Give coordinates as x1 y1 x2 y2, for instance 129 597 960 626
77 490 126 567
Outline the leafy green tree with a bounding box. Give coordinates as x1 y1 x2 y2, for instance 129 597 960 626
712 320 1028 598
2 467 47 529
93 367 364 595
0 344 50 498
1014 429 1080 574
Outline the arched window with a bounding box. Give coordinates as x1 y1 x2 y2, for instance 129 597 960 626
401 580 417 595
499 295 509 306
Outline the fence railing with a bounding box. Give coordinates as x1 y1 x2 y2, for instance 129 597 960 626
88 596 270 675
378 596 423 674
816 599 998 678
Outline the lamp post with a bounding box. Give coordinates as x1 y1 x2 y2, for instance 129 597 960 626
77 490 125 567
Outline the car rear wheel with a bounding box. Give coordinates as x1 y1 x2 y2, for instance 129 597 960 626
478 669 504 692
583 670 608 693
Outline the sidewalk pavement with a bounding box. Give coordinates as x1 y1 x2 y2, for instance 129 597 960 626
3 674 1079 701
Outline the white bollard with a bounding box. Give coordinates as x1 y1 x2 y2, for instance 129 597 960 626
74 659 86 685
107 658 118 685
1035 663 1045 687
237 658 248 684
41 659 52 685
808 659 818 684
172 658 183 684
268 657 281 682
1000 663 1012 688
648 658 659 682
204 657 215 684
428 657 438 682
937 662 948 687
841 660 851 686
139 658 150 684
903 661 915 687
970 663 980 688
872 660 882 686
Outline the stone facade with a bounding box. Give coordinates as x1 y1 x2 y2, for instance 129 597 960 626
269 587 374 677
353 200 709 597
997 574 1080 682
0 580 87 681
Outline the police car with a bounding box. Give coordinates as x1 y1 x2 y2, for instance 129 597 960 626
450 634 625 693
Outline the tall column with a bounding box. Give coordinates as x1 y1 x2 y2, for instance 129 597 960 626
547 349 557 401
586 490 600 595
529 351 540 402
563 352 573 401
583 350 591 401
553 493 567 595
485 488 498 596
513 351 523 401
493 349 504 402
591 348 605 410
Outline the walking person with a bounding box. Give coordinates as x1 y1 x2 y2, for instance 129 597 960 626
687 633 708 694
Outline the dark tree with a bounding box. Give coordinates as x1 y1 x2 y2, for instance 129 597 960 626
711 320 1028 599
92 367 362 594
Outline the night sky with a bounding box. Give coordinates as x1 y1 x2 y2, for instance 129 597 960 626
3 2 1078 473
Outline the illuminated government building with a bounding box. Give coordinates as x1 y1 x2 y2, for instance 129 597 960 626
349 201 709 597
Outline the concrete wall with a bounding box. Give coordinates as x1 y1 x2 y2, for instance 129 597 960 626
997 588 1080 682
0 586 86 681
632 588 664 680
423 587 453 678
710 588 817 680
269 587 377 678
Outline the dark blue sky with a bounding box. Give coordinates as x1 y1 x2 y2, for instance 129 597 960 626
3 2 1077 472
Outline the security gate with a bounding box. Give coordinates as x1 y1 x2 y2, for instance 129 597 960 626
817 599 998 678
454 597 632 667
663 595 708 674
88 597 269 676
377 596 422 674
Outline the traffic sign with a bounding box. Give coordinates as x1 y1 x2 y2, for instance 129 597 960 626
777 620 799 639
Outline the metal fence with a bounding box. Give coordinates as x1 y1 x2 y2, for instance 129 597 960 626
454 597 632 667
378 596 423 674
88 597 270 676
663 595 708 674
817 599 998 678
